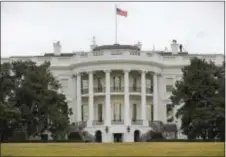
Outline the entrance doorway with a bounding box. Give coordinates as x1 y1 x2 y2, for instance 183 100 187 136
95 130 102 143
134 130 140 142
113 133 123 142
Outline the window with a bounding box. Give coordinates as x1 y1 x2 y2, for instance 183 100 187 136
146 79 152 88
166 104 174 123
82 79 88 89
166 78 174 92
146 79 152 93
132 104 137 121
81 104 88 121
113 104 121 121
81 105 84 121
113 76 121 89
132 77 137 91
151 104 154 121
98 104 103 122
119 104 122 121
166 85 174 92
97 77 102 88
97 77 102 92
60 79 68 94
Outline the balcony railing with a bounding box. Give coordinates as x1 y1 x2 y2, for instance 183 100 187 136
111 86 124 92
111 120 124 125
146 87 153 93
94 87 105 93
83 86 153 94
93 120 104 126
131 119 143 125
129 87 141 93
81 88 88 94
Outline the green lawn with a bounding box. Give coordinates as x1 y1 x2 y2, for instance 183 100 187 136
1 142 224 156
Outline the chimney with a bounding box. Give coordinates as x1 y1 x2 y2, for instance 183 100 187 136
53 41 61 56
179 44 183 52
135 41 142 49
171 40 179 54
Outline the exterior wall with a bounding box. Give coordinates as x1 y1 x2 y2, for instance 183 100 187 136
1 47 224 142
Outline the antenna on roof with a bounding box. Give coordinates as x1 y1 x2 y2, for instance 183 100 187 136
92 36 96 45
90 36 97 51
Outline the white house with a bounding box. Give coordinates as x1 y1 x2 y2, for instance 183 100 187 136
1 39 224 142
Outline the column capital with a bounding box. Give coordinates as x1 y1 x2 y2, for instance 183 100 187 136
152 72 161 76
156 72 162 76
72 74 76 78
86 70 93 74
141 70 148 74
74 71 81 76
123 68 131 73
104 69 111 73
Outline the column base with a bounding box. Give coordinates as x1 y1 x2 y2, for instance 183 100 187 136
143 120 149 126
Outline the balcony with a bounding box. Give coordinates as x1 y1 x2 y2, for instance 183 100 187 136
131 119 143 125
111 120 124 125
94 87 105 93
93 120 104 126
111 86 124 92
129 86 141 93
146 87 153 94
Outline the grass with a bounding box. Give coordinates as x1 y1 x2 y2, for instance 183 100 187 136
1 142 224 156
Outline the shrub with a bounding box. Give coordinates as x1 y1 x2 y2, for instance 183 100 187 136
68 132 83 141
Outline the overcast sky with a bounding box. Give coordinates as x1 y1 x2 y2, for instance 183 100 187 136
1 2 224 57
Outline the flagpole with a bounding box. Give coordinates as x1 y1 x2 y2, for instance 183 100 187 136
115 4 117 44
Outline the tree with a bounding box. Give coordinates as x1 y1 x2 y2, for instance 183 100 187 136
170 58 225 140
0 60 72 140
0 62 21 141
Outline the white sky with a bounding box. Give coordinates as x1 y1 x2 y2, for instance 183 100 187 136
1 2 224 57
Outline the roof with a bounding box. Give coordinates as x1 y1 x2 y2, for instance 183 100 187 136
157 51 189 56
163 123 177 132
93 44 140 51
44 52 76 57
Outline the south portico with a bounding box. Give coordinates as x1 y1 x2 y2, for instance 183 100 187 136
72 68 162 127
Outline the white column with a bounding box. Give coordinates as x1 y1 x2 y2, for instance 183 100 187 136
76 72 81 122
141 70 148 126
153 73 158 121
105 70 111 126
124 69 130 125
88 71 94 127
71 75 77 123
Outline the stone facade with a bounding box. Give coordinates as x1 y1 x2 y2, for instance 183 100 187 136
1 40 224 142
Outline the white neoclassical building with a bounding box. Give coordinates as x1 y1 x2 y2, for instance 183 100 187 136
1 39 224 142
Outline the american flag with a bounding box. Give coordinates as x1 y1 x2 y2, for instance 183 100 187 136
116 8 128 17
